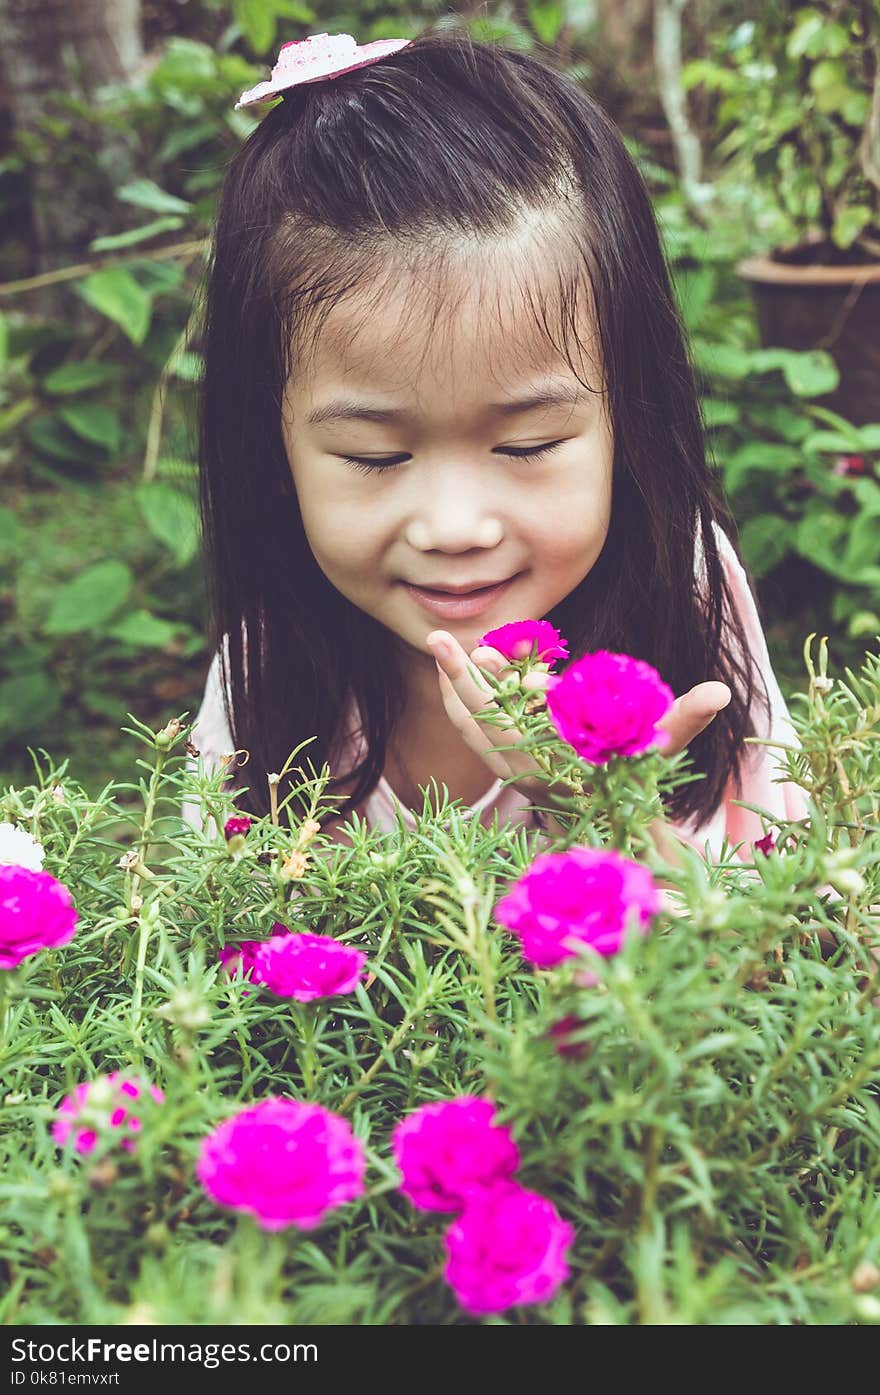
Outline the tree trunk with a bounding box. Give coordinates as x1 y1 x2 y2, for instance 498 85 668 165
0 0 144 320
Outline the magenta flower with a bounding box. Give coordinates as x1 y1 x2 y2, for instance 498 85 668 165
224 816 252 840
218 940 263 996
392 1097 520 1213
479 619 569 665
196 1097 366 1231
252 931 366 1002
0 865 78 970
753 833 776 857
52 1073 164 1156
444 1182 575 1315
545 650 674 764
494 846 660 968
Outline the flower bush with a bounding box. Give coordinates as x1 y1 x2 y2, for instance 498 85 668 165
0 636 879 1324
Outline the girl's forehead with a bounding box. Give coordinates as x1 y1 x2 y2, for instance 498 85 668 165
291 243 601 399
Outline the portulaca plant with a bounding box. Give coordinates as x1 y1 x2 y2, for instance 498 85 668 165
0 632 878 1325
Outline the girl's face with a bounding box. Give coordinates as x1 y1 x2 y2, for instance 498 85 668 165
282 251 613 667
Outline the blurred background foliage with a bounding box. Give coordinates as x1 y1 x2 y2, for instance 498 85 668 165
1 0 878 803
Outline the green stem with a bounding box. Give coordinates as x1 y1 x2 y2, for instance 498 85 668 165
339 1010 424 1114
139 748 167 868
294 1003 318 1097
131 906 152 1029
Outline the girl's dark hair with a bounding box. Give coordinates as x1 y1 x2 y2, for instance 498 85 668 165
197 25 769 829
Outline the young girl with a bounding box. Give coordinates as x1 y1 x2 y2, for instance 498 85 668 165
183 27 808 861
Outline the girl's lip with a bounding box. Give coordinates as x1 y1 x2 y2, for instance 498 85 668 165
402 574 519 619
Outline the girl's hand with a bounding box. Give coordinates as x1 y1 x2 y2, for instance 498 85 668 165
427 629 731 854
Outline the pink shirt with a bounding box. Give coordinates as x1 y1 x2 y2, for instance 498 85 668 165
184 523 808 860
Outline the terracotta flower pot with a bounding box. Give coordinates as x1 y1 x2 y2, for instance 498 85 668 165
737 252 880 426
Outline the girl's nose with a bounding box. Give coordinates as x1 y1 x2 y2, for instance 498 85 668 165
407 514 504 552
404 465 505 551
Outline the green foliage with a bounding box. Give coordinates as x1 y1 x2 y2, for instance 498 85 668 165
649 189 880 664
683 3 880 256
1 638 878 1324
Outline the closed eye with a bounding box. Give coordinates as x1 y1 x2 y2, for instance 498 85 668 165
340 440 567 474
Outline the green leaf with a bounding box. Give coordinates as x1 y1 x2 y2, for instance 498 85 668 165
0 506 21 557
234 0 276 53
802 429 864 455
26 414 104 465
106 610 181 649
0 670 61 737
76 268 152 346
831 204 873 251
673 267 716 332
780 351 839 397
786 9 824 59
843 512 880 575
701 398 740 428
849 478 880 514
158 119 220 163
117 178 193 216
57 403 121 452
42 362 122 395
89 217 184 253
756 405 812 443
527 1 565 45
128 260 184 295
44 561 133 634
724 442 802 495
739 514 792 577
273 0 315 17
794 510 848 575
847 610 880 639
0 397 36 436
0 311 7 369
690 339 753 379
137 482 200 566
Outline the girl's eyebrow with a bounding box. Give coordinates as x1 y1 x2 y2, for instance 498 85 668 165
305 384 592 427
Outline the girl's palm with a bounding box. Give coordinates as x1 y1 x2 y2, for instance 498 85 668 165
428 630 731 803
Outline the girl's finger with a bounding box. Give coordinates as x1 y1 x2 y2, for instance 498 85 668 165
655 681 731 757
429 632 550 788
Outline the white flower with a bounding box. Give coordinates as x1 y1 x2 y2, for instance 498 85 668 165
0 821 45 871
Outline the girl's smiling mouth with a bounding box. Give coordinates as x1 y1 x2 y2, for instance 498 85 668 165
402 574 521 619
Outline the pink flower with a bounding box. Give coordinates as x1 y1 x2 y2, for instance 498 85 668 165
219 922 293 994
224 816 251 840
52 1073 164 1155
218 940 263 995
443 1182 575 1315
236 33 411 109
832 454 867 477
392 1097 520 1213
196 1097 366 1231
753 833 776 857
252 931 366 1001
545 650 674 764
479 620 569 665
494 846 660 968
0 865 78 969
